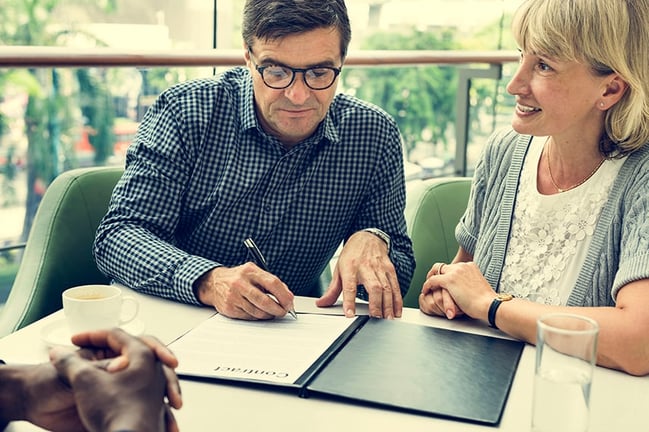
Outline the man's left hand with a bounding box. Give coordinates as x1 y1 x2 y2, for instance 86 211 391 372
316 231 401 318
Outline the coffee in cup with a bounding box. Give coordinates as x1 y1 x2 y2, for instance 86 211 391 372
62 284 139 334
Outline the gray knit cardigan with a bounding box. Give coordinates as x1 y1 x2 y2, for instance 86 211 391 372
456 128 649 307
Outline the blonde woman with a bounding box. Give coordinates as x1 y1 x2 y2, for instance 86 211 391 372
419 0 649 376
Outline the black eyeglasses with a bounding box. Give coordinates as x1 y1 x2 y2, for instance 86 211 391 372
250 55 341 90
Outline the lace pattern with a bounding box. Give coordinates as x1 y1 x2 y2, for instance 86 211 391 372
500 138 619 305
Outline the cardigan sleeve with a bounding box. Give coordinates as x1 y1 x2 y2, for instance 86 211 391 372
612 155 649 299
455 135 491 255
456 128 521 256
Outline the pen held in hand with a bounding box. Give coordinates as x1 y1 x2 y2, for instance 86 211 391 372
243 237 298 320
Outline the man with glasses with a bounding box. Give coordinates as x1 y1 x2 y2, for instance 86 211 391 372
94 0 415 320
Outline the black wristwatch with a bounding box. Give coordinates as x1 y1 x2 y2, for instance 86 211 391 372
487 293 514 329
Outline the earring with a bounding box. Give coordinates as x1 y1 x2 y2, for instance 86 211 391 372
600 102 605 107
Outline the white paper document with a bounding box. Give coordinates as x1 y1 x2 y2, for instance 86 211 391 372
293 296 369 316
168 313 358 384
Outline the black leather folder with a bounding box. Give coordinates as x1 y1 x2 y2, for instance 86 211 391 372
171 315 524 426
305 318 524 425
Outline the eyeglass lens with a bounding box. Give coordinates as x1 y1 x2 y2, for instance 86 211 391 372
262 66 337 90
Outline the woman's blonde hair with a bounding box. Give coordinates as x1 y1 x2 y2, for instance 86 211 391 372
512 0 649 154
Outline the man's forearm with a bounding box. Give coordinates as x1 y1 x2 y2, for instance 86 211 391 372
0 363 28 427
0 360 7 429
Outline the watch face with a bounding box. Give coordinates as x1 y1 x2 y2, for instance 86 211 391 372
497 293 514 301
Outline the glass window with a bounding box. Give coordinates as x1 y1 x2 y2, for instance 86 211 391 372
0 0 520 302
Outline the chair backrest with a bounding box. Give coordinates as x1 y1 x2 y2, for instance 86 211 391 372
0 166 123 336
402 177 472 308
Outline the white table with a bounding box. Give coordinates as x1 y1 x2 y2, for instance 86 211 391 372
1 287 647 431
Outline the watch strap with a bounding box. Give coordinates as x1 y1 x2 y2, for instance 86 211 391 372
487 294 513 329
362 228 391 252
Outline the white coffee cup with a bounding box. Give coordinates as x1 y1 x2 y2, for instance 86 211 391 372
62 284 140 334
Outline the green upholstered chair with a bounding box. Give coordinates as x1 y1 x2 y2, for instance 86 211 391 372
0 166 123 337
402 177 472 308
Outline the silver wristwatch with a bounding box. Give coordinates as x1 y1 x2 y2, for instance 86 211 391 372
362 227 391 252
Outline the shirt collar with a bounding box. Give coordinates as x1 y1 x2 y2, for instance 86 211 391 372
239 70 258 132
320 108 340 145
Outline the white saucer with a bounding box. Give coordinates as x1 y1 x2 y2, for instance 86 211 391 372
40 318 146 348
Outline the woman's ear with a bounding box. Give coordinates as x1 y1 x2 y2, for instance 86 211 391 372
600 74 628 110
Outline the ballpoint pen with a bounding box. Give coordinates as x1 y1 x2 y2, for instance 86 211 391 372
243 237 298 319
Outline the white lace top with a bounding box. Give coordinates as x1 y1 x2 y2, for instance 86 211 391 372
500 136 625 305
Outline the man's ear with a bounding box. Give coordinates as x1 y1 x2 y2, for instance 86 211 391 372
243 42 251 64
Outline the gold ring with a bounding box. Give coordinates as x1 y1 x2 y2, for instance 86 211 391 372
438 263 446 275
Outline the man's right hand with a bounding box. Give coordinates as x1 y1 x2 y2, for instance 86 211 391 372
50 329 173 432
194 263 295 320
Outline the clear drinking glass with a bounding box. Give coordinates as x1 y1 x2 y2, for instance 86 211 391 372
532 313 599 432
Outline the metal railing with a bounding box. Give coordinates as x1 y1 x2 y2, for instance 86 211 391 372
0 46 518 68
0 243 26 253
0 47 519 256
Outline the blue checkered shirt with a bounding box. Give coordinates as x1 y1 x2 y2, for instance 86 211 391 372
94 67 415 305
